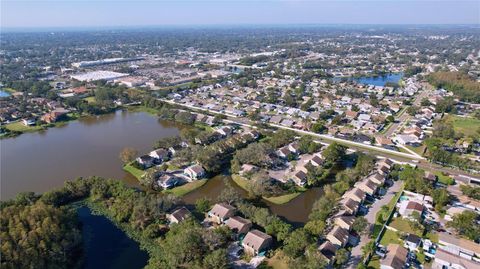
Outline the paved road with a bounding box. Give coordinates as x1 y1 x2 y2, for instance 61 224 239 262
346 180 403 269
160 99 424 161
383 84 434 138
161 99 480 179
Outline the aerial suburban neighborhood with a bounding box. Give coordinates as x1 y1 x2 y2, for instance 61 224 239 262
1 1 480 269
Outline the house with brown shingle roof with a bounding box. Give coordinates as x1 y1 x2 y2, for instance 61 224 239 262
380 244 408 269
341 198 360 215
208 203 236 224
355 179 379 196
326 226 350 248
344 187 366 203
242 229 273 255
334 215 355 231
225 216 252 236
167 207 191 224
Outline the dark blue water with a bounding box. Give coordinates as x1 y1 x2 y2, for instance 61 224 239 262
334 73 403 86
77 207 148 269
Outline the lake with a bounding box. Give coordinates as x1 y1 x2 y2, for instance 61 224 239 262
1 109 323 224
334 73 403 86
1 110 179 200
78 206 148 269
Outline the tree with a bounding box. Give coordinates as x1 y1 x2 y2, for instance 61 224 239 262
217 181 243 205
311 122 327 134
195 197 211 213
460 185 480 200
431 188 450 213
352 217 369 235
322 142 347 166
386 115 395 123
202 249 229 269
283 229 313 258
361 240 376 258
119 147 138 164
335 248 350 266
447 211 480 241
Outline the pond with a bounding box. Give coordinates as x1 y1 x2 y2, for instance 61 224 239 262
1 110 180 200
182 174 324 225
0 90 11 97
334 73 403 86
77 206 148 269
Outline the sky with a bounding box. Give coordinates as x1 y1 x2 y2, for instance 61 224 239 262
1 0 479 29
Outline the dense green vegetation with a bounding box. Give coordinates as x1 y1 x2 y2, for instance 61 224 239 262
447 211 480 241
460 185 480 200
427 71 480 103
1 193 83 269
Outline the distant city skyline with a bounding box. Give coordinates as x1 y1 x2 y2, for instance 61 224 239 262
1 0 479 29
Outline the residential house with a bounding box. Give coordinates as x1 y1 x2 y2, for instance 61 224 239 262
307 154 324 167
318 241 337 261
326 226 350 248
404 234 422 251
157 174 180 189
344 188 366 203
208 203 236 224
167 207 191 224
341 198 360 216
369 173 386 186
438 233 480 259
242 230 273 256
356 179 378 196
433 249 480 269
380 244 408 269
399 201 424 219
239 164 259 176
136 155 155 169
291 170 307 186
334 215 355 231
277 146 292 159
184 164 206 180
149 148 170 163
225 216 252 236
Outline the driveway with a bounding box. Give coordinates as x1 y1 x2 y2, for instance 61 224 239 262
346 180 403 269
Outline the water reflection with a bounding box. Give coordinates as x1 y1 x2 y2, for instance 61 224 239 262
78 206 148 269
1 110 180 200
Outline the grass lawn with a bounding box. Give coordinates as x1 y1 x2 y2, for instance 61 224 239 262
5 121 44 133
126 105 158 115
264 192 302 205
425 231 439 243
435 171 455 185
232 175 303 205
267 252 289 269
3 87 17 93
123 163 145 180
389 217 422 236
379 229 402 246
367 255 381 269
163 179 208 197
83 96 96 104
231 174 251 191
446 115 480 137
406 145 426 156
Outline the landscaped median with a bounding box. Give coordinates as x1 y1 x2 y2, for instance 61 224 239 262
231 174 304 205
